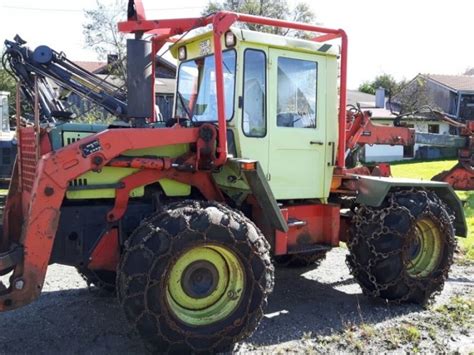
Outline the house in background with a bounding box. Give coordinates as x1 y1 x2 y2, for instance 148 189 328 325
68 56 176 120
348 89 453 162
390 74 474 121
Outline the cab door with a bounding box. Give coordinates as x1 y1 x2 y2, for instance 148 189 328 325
267 48 329 200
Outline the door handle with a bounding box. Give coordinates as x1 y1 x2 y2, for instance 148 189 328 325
329 141 335 166
310 141 324 145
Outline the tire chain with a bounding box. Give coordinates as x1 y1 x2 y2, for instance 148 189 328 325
346 188 456 304
117 200 274 353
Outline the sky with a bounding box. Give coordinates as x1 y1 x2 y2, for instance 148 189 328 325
0 0 473 89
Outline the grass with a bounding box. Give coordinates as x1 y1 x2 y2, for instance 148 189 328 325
433 295 474 330
391 159 474 260
312 294 473 353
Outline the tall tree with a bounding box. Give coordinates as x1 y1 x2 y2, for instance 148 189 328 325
202 0 316 38
82 0 127 79
358 74 401 97
394 76 436 114
0 52 19 116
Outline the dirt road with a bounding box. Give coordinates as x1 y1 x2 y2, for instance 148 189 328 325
0 249 472 354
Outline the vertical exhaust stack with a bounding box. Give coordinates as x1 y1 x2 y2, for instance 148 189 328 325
126 39 154 125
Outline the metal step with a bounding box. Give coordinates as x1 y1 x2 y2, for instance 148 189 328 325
287 218 307 228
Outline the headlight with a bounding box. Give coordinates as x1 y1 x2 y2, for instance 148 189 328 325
225 31 236 47
178 46 187 60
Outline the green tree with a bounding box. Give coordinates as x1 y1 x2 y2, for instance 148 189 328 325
202 0 316 38
358 81 375 95
82 0 127 79
0 52 18 115
358 74 401 97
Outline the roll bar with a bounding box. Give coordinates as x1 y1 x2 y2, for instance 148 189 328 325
119 1 348 168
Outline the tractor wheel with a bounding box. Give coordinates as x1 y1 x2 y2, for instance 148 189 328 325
117 200 274 353
347 189 456 304
77 268 116 293
275 251 327 268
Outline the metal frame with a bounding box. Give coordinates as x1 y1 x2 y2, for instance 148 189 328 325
118 4 349 169
0 124 222 310
0 6 350 310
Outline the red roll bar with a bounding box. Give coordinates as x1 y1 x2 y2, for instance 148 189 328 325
119 2 348 169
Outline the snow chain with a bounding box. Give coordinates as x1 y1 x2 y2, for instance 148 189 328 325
346 188 456 304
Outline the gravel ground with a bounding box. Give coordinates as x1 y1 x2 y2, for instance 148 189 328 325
0 248 472 354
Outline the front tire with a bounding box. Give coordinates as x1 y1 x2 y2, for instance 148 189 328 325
347 189 456 304
117 201 274 353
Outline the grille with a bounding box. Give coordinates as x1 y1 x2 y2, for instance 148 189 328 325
66 137 80 145
69 178 88 187
19 127 37 192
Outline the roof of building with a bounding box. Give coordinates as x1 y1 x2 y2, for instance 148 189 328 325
347 90 376 106
346 90 396 118
155 78 175 94
73 56 176 75
366 108 396 119
157 56 176 71
423 74 474 92
73 61 107 73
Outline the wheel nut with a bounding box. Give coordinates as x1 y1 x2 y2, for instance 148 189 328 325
14 279 24 290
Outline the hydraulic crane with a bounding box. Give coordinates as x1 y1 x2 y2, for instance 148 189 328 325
3 36 127 122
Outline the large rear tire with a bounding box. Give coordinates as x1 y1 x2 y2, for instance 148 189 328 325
347 189 456 304
117 200 274 353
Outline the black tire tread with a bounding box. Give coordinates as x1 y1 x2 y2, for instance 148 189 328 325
347 189 456 304
117 200 274 353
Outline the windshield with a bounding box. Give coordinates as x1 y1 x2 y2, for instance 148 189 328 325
176 50 236 122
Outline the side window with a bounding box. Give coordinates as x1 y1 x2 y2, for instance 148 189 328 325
243 50 266 137
277 57 317 128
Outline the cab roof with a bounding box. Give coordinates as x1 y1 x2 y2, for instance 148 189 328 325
170 27 339 59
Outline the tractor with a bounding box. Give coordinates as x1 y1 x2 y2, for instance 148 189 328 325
0 1 467 352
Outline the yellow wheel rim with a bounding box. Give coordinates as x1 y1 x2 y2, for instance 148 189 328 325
166 245 245 326
407 218 443 278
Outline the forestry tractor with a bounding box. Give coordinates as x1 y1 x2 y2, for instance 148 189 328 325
0 1 467 352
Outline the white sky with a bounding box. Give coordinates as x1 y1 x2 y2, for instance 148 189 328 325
0 0 473 89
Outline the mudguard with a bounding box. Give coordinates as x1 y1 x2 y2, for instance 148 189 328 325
355 176 467 237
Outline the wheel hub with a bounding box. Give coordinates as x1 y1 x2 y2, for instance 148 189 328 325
408 231 422 260
181 260 219 299
166 245 245 326
407 217 443 278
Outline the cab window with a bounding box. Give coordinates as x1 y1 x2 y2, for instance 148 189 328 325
176 50 236 122
242 49 266 137
276 57 317 128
